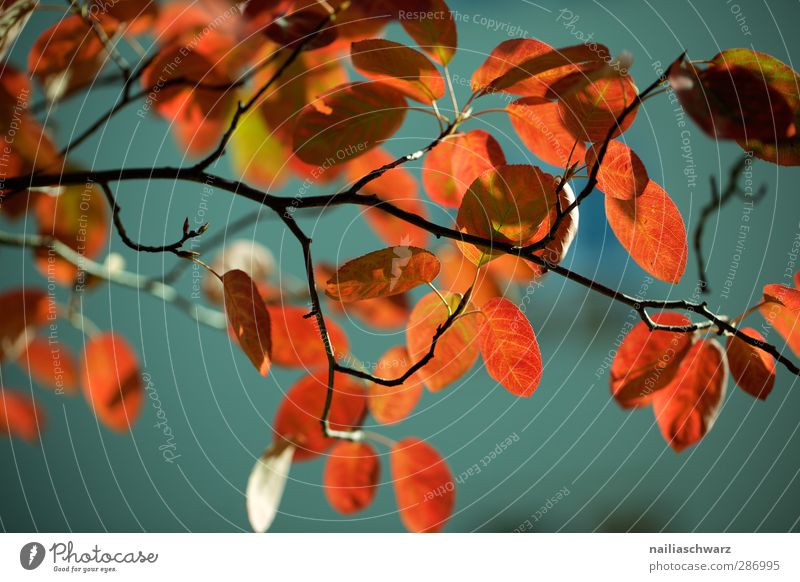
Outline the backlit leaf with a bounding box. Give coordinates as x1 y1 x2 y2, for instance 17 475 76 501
585 140 648 200
479 297 542 397
605 180 687 283
610 312 694 406
268 305 349 368
264 4 337 51
436 243 503 308
423 130 506 208
246 439 295 533
456 164 557 266
726 328 775 400
81 333 143 432
391 437 454 533
652 339 727 452
764 283 800 311
760 298 800 357
325 247 440 302
368 346 423 424
395 0 457 66
560 73 638 142
406 291 480 391
292 82 407 167
223 270 273 376
272 371 366 461
204 240 276 305
323 441 380 514
508 97 587 167
351 39 445 104
17 336 78 394
0 389 43 443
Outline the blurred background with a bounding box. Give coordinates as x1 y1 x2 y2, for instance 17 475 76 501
2 0 800 532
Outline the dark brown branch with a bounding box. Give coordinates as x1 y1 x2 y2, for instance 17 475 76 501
100 183 207 256
694 154 768 294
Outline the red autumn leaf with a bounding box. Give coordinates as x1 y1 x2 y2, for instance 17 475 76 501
368 346 423 424
204 239 276 305
17 336 78 394
508 97 587 167
344 147 429 247
0 389 43 443
477 43 609 96
228 107 291 191
652 339 727 452
406 291 481 392
272 371 366 461
318 261 410 330
605 180 687 283
394 0 457 66
726 328 776 400
29 15 117 102
351 39 445 104
0 288 49 361
34 184 109 286
323 441 380 514
325 247 440 302
268 305 349 368
390 437 454 533
472 38 592 97
585 140 648 200
436 243 503 308
671 49 797 143
760 295 800 358
140 44 235 156
763 283 800 311
456 164 557 266
560 73 639 143
610 312 694 406
292 82 407 167
223 270 273 376
81 333 144 432
423 130 507 208
479 297 543 398
485 253 539 284
264 4 337 51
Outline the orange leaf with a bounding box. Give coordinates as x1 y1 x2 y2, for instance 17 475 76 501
0 389 43 443
325 247 440 302
456 164 558 266
264 4 337 51
368 346 423 424
272 371 366 461
610 312 694 406
436 244 503 308
81 333 143 432
268 305 349 368
726 328 776 400
585 140 648 200
323 441 380 514
34 184 109 286
478 43 609 96
405 291 480 391
351 39 445 104
395 0 457 66
605 180 687 283
0 288 49 361
508 97 586 167
479 297 542 397
292 82 407 167
204 239 276 305
763 283 800 311
652 339 727 452
391 437 454 532
29 15 117 102
345 147 429 247
17 336 78 394
223 270 273 376
560 74 638 142
423 130 506 208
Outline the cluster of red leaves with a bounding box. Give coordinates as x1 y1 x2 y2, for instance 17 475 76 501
610 272 800 451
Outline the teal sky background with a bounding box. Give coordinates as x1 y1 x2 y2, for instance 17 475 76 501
2 0 800 532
